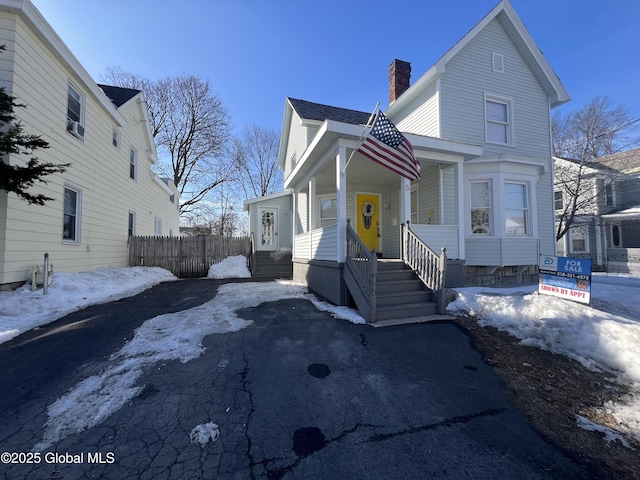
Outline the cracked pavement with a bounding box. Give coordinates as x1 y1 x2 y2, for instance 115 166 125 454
0 279 597 479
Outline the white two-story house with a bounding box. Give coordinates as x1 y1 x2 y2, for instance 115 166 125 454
0 0 180 290
247 0 570 321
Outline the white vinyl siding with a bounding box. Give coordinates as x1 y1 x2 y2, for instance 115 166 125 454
439 18 550 159
62 185 81 243
0 10 181 285
248 194 293 250
394 81 440 137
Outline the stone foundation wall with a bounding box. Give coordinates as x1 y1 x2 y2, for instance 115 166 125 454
463 265 538 287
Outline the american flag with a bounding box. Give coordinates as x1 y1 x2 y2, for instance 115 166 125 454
356 111 420 181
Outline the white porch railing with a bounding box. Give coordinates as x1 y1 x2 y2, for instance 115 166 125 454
402 222 448 313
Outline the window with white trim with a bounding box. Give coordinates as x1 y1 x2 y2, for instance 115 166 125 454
129 148 137 180
154 217 162 236
318 195 337 227
63 186 81 243
410 186 418 224
485 95 513 145
570 224 588 253
554 191 564 210
504 182 528 235
67 83 85 139
128 212 136 237
470 181 491 235
112 129 121 149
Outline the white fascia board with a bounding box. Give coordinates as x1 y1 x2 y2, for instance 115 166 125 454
243 190 293 211
8 0 126 126
277 99 294 169
154 175 174 195
407 133 482 160
283 119 365 189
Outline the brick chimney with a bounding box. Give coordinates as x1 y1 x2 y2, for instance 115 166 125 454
389 59 411 105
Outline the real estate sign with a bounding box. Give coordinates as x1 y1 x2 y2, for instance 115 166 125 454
538 255 592 304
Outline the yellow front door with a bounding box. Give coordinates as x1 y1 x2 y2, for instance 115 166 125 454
356 193 381 253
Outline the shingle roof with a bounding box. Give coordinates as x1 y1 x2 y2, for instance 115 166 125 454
288 97 371 126
592 147 640 174
98 84 141 108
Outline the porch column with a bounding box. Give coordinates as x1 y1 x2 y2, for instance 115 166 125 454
399 177 411 225
456 162 465 259
336 146 347 262
308 177 317 230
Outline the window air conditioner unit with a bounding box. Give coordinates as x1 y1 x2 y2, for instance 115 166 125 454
67 120 85 139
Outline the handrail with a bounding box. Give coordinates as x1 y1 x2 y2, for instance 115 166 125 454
345 219 378 322
401 221 448 313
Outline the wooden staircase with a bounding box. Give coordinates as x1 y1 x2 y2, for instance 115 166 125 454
374 260 438 321
250 251 293 280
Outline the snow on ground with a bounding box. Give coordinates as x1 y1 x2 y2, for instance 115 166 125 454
207 255 251 279
0 259 363 450
0 267 177 344
447 274 640 444
1 259 638 448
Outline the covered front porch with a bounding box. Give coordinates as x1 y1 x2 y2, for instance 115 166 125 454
286 120 481 311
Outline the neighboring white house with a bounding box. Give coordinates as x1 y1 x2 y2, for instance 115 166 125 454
0 0 180 290
247 0 570 312
555 149 640 274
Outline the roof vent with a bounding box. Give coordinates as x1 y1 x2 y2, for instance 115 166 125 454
492 52 504 73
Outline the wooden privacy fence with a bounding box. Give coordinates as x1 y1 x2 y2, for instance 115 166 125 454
128 235 251 278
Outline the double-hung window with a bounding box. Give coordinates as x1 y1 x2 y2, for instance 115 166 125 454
63 186 81 243
485 95 513 145
129 148 137 180
67 83 85 139
504 182 528 235
318 195 337 227
470 181 491 235
128 212 136 237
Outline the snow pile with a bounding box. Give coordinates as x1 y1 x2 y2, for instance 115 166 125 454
190 422 220 447
207 255 251 279
448 274 640 444
0 267 177 344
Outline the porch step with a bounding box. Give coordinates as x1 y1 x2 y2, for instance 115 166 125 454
251 251 293 280
372 260 439 322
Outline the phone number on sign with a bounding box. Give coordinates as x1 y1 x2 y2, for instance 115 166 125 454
1 451 115 464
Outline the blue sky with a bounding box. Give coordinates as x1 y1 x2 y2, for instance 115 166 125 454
31 0 640 137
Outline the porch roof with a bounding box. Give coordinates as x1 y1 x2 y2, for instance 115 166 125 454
284 117 482 189
602 206 640 221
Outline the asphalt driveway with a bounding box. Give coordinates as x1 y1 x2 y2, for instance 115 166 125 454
0 278 599 479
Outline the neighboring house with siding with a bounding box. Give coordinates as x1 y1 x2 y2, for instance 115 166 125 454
0 0 180 290
555 149 640 274
246 0 570 319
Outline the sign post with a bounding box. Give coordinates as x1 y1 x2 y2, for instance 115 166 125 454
538 255 592 305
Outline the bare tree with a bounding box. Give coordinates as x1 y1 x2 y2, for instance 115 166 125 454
553 96 639 240
101 68 233 215
231 125 283 198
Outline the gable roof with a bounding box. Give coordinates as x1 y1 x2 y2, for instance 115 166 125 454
288 98 371 125
387 0 570 117
592 147 640 175
98 84 141 108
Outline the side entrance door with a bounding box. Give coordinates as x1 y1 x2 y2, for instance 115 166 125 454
258 207 278 251
356 193 381 254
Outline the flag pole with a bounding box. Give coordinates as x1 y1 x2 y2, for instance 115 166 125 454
343 102 380 174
